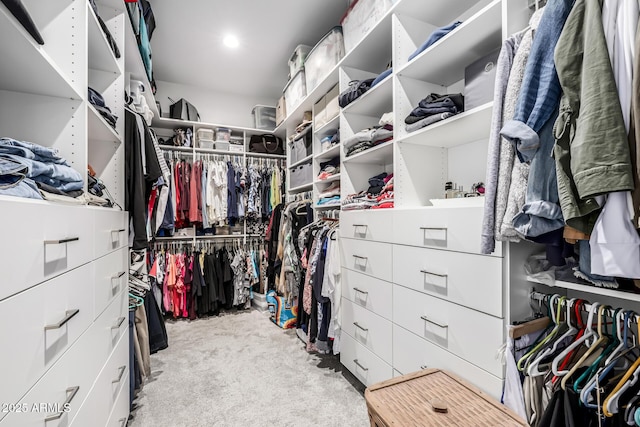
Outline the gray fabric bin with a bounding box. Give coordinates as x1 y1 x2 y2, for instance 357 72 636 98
464 48 500 111
290 162 313 188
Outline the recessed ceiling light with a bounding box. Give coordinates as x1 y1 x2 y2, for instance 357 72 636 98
223 35 239 49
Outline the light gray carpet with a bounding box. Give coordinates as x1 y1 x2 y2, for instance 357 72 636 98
129 309 369 427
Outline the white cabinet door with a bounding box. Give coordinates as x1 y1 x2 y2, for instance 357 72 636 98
340 210 394 243
393 285 504 377
393 244 503 317
0 263 94 415
342 268 392 320
393 325 503 400
341 298 392 364
341 334 393 387
341 239 392 283
393 207 502 257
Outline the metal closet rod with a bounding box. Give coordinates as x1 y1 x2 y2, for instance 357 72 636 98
530 290 640 323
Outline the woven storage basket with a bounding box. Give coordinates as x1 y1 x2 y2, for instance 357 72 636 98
365 369 527 427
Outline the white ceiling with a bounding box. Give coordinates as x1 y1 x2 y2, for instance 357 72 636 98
149 0 349 101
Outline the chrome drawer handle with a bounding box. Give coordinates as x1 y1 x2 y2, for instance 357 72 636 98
354 359 369 371
112 365 126 384
119 418 127 427
111 316 126 330
45 309 79 330
353 287 368 295
111 229 126 233
352 255 368 260
353 224 368 230
44 237 80 245
44 386 79 422
420 269 448 278
353 322 368 332
419 227 447 231
420 315 448 329
112 271 126 280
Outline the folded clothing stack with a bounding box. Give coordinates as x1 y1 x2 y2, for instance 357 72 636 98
341 191 378 210
89 87 118 129
320 130 340 152
371 176 394 209
0 137 84 200
341 172 394 210
339 78 375 108
318 181 340 206
344 112 394 157
405 93 464 133
367 172 393 195
318 157 340 180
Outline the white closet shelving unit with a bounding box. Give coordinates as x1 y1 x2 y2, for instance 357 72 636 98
0 0 131 425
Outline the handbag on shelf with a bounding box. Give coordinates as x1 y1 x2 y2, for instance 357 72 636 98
248 134 284 155
168 97 200 121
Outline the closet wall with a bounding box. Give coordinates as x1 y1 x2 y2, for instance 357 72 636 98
0 0 130 425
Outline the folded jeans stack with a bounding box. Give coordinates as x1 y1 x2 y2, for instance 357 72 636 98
405 93 464 133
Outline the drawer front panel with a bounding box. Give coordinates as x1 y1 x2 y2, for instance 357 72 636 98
104 380 130 427
0 201 94 301
341 239 392 283
393 325 503 399
342 268 392 321
340 210 393 243
340 333 393 387
392 285 503 376
341 298 392 364
0 263 94 413
393 244 503 317
94 248 128 318
93 289 129 364
94 208 127 259
393 207 502 257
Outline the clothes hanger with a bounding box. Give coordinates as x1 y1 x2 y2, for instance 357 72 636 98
517 294 560 371
603 315 640 417
552 301 600 378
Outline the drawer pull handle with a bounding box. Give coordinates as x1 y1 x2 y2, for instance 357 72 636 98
353 224 368 230
421 365 428 370
353 255 368 261
111 316 126 330
353 287 368 295
45 309 79 330
44 386 79 422
111 229 126 233
112 365 126 384
420 315 448 329
420 269 448 278
354 359 369 371
119 418 127 427
419 227 447 231
112 271 126 280
353 322 369 332
44 237 80 245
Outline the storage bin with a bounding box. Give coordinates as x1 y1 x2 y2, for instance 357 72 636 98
464 47 500 111
276 96 286 126
341 0 393 52
325 84 340 121
214 141 230 151
215 127 231 142
365 369 526 427
290 161 313 188
305 26 345 92
229 144 244 153
196 128 214 141
288 44 312 78
252 105 277 130
199 140 214 150
313 96 327 130
284 68 307 114
290 127 312 164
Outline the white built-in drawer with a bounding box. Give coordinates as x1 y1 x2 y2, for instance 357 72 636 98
71 329 129 427
93 289 129 364
393 244 503 317
393 325 503 399
341 239 392 283
340 210 393 243
342 298 392 364
0 310 106 427
94 248 128 318
342 268 392 320
393 207 502 257
104 379 130 427
0 200 94 301
393 285 503 377
0 263 94 415
341 334 393 387
93 208 127 259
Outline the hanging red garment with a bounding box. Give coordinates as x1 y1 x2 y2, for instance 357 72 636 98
189 161 203 223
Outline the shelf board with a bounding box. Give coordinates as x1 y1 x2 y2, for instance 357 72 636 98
396 0 502 86
289 182 313 193
88 104 120 143
124 15 158 118
246 152 286 160
344 140 394 165
194 147 244 156
342 75 393 117
0 3 81 99
314 114 340 136
315 144 341 161
289 154 313 169
87 3 121 74
315 202 341 209
159 145 193 153
527 276 640 303
315 173 341 184
398 102 493 147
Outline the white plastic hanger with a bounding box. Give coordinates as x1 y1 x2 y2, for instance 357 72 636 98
551 302 601 377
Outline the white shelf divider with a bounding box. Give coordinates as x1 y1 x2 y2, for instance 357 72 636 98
289 154 313 169
315 173 341 185
344 140 394 165
314 115 341 136
342 75 393 118
88 104 120 143
315 144 341 161
87 3 120 74
289 182 314 194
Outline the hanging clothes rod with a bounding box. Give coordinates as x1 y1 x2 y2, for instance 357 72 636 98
530 290 639 323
